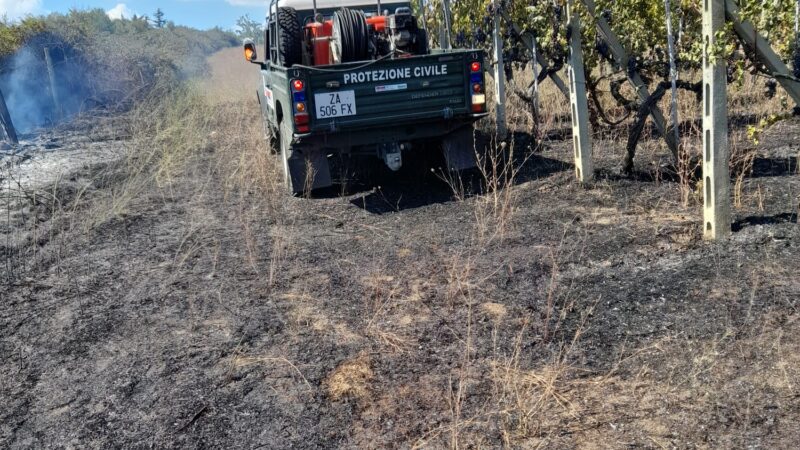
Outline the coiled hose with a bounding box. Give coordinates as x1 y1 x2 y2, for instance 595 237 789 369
333 8 369 63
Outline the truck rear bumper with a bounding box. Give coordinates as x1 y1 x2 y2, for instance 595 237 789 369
291 116 482 149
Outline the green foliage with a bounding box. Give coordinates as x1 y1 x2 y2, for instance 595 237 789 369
424 0 797 85
235 14 264 44
0 17 46 56
1 9 237 57
737 0 797 55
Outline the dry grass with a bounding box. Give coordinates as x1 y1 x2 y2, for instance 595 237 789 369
473 138 524 245
72 85 215 230
324 353 374 403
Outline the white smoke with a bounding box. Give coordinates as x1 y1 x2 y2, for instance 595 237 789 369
1 44 92 133
2 48 49 132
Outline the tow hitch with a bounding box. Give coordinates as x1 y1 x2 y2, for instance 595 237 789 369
378 142 406 171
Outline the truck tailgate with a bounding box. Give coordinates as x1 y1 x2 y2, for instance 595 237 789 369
306 51 481 131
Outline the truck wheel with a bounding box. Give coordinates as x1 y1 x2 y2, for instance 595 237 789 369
279 132 294 193
257 91 278 153
277 7 302 67
263 115 278 154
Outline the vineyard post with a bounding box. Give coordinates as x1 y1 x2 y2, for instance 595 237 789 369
665 0 680 154
442 0 453 50
796 0 800 77
566 0 593 183
530 32 541 125
418 0 428 37
44 47 63 120
703 0 731 239
0 88 18 145
492 6 507 139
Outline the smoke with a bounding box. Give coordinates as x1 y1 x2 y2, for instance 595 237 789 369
0 40 93 134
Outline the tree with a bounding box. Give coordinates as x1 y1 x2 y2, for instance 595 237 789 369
235 14 264 44
154 8 165 28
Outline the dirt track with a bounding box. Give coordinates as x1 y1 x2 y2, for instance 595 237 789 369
2 52 799 448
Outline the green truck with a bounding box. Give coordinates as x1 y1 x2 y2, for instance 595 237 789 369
244 0 487 194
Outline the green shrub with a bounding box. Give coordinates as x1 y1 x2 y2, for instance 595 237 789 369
0 17 46 56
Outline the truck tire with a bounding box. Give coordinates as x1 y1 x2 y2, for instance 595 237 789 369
263 115 278 154
256 91 278 154
277 7 302 67
279 131 294 193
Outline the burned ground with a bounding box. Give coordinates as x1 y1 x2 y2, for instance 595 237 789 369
1 49 799 449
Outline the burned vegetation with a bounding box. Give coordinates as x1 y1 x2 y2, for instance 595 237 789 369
2 2 800 449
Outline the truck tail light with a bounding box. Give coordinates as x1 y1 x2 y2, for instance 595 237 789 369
469 61 485 113
471 94 486 113
294 113 310 133
291 79 310 132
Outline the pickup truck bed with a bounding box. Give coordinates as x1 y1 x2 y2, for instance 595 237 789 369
257 48 487 192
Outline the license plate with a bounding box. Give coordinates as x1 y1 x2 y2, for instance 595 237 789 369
314 90 356 119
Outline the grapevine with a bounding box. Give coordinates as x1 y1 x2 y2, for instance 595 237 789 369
422 0 800 168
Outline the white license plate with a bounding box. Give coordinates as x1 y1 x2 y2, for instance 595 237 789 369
314 90 356 119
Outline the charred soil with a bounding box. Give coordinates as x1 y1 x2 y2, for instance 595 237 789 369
1 50 799 449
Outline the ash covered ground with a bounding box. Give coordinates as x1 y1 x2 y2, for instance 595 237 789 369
1 53 799 448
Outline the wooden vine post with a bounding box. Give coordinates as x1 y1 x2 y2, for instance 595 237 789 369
702 0 731 239
492 4 507 139
0 88 18 145
565 0 593 183
44 47 63 120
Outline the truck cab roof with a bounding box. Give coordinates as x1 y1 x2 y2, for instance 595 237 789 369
268 0 411 18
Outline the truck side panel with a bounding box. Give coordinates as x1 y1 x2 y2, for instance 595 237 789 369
262 66 290 130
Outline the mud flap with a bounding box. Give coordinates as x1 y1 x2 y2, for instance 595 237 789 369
441 126 477 171
286 147 332 193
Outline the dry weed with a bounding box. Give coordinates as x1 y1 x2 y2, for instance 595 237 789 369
325 353 374 403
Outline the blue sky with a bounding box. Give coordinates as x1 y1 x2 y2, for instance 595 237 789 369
1 0 269 30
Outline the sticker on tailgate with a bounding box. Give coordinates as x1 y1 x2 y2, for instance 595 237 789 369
314 90 356 119
375 83 407 93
